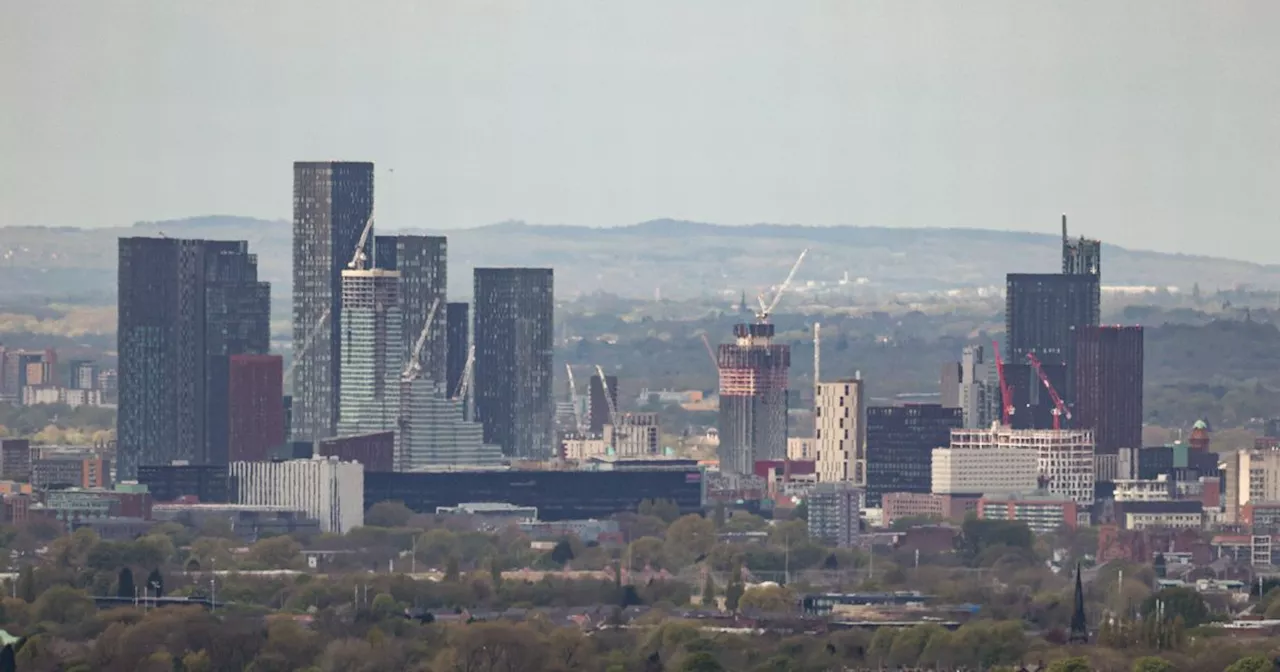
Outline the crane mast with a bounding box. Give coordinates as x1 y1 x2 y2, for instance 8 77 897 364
594 364 624 442
451 345 475 403
284 307 332 388
565 364 586 435
1025 353 1071 429
755 249 809 323
401 298 441 382
347 211 376 270
992 340 1014 426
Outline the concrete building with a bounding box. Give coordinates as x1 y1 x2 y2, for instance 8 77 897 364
950 426 1095 505
562 436 608 461
227 354 285 463
882 492 980 526
787 437 816 461
374 235 448 390
336 269 403 437
978 492 1079 533
398 376 503 469
291 161 375 443
603 412 660 458
1074 326 1143 455
230 456 364 534
1222 450 1280 524
931 446 1038 496
21 387 106 408
68 360 98 391
1113 476 1176 502
317 431 395 472
865 404 961 507
717 323 791 475
807 482 863 548
32 457 109 489
815 379 866 485
473 268 555 459
117 238 270 477
0 438 32 482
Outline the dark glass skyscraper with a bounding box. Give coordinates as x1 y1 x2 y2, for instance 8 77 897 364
446 302 469 400
473 268 554 459
118 238 269 478
374 235 447 390
1074 326 1143 455
292 161 374 442
864 403 962 507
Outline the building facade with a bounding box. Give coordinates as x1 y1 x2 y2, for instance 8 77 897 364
865 404 962 507
316 431 395 472
1074 326 1143 455
374 235 448 389
0 439 31 482
978 492 1079 533
336 269 403 437
445 302 470 403
959 345 992 429
32 458 109 489
398 376 503 469
136 464 231 503
473 268 555 459
1005 272 1100 421
950 426 1096 505
118 238 270 477
814 379 866 485
807 482 863 549
291 161 375 443
931 446 1038 496
227 354 285 463
603 412 660 458
717 323 791 475
231 457 364 534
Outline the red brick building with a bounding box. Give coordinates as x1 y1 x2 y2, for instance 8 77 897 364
228 355 285 463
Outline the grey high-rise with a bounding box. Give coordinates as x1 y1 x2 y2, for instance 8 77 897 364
446 302 470 401
292 161 374 442
374 235 447 389
473 268 554 459
336 269 403 438
118 238 269 478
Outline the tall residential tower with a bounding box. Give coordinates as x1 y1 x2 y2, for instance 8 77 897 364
717 323 791 475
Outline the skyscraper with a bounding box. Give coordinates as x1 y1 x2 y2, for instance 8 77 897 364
864 404 962 507
292 161 375 442
815 379 866 485
117 238 270 478
473 268 555 459
374 235 448 389
445 302 470 402
717 323 791 475
1005 272 1100 425
1074 326 1143 455
336 269 403 437
588 373 618 435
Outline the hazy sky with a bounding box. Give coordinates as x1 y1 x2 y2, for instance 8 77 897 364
2 2 1277 261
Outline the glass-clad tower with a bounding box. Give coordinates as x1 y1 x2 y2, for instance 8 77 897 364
336 269 403 437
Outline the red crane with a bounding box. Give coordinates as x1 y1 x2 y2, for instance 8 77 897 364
1025 352 1071 429
992 340 1014 426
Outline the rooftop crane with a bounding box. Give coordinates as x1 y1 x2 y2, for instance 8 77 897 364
992 340 1014 426
347 211 376 270
754 249 809 323
565 364 586 435
699 333 720 372
284 307 332 388
1025 352 1071 430
401 298 442 382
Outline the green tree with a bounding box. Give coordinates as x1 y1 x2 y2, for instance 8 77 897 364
444 556 461 582
638 498 681 523
665 515 716 566
1133 656 1176 672
248 536 303 569
700 574 716 607
116 567 135 598
1047 657 1091 672
146 568 164 597
724 561 745 612
737 585 796 614
1225 656 1274 672
32 585 94 624
16 565 35 603
1141 586 1210 627
678 652 725 672
551 538 576 566
364 500 414 528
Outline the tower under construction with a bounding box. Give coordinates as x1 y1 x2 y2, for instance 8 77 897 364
717 322 791 475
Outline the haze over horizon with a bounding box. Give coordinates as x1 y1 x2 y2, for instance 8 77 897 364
3 1 1277 262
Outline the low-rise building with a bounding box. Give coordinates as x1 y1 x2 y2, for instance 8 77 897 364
0 439 31 482
931 446 1038 496
807 482 863 548
604 413 661 458
152 503 321 542
437 502 538 523
32 457 110 489
230 457 364 534
977 492 1079 534
1113 476 1175 502
882 492 980 527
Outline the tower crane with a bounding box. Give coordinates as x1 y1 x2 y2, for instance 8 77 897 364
401 298 441 382
347 211 376 270
755 249 809 323
594 364 624 443
284 307 332 389
992 340 1014 426
1025 353 1071 430
451 345 475 404
565 364 586 435
699 333 720 372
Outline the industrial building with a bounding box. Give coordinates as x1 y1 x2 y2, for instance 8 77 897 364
336 269 403 437
374 235 448 389
473 268 555 459
814 379 866 485
865 404 962 507
950 426 1096 505
291 161 375 443
117 237 270 477
231 456 365 534
363 465 705 521
1074 326 1143 455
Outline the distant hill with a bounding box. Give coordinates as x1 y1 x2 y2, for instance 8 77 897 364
1 216 1278 303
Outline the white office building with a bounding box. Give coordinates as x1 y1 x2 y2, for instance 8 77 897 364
815 379 866 485
950 426 1095 505
230 457 364 534
604 412 661 458
932 446 1038 496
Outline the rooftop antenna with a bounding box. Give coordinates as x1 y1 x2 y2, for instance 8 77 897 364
1062 213 1068 243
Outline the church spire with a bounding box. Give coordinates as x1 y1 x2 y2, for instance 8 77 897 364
1068 563 1088 643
